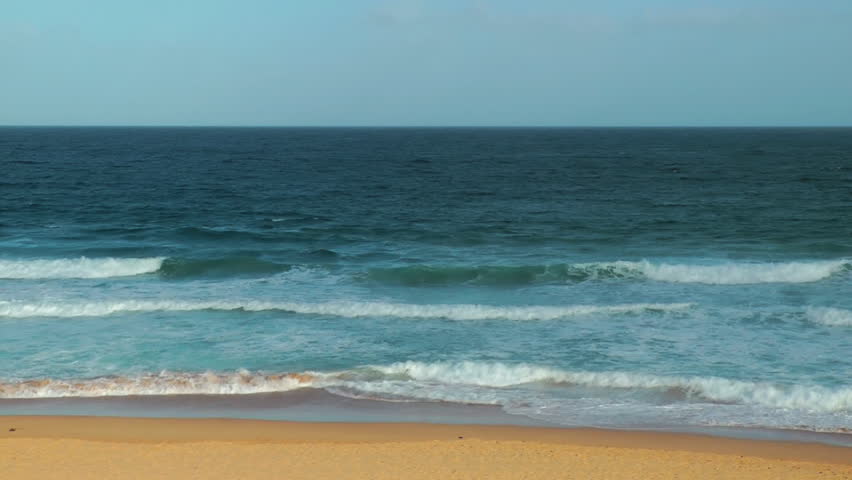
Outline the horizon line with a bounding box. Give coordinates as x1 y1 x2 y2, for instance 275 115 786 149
2 124 851 129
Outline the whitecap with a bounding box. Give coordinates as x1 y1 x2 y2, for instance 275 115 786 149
0 300 691 320
601 259 849 284
806 307 852 327
0 257 165 279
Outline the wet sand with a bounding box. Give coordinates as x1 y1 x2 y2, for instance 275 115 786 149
0 416 850 479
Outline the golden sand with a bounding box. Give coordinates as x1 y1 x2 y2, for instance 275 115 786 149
1 417 849 479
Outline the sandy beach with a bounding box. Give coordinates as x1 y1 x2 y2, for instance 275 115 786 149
0 417 849 479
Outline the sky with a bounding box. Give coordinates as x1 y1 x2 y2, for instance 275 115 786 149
2 0 851 126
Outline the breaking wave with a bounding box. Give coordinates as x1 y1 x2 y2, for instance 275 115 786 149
0 300 690 320
365 259 850 286
0 257 165 279
0 256 296 280
353 361 852 413
807 307 852 327
2 361 849 413
0 371 313 398
2 256 845 284
628 259 850 284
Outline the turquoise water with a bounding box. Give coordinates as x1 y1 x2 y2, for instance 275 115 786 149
0 127 850 433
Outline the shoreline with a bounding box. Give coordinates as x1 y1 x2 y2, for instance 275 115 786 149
1 416 850 479
2 390 850 448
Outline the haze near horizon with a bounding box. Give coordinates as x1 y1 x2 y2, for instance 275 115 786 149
2 0 851 126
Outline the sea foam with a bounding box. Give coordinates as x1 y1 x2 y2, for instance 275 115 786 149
0 370 312 398
0 300 690 320
609 259 849 284
1 256 843 284
0 257 165 279
3 361 850 413
806 307 852 327
366 259 850 286
357 361 852 412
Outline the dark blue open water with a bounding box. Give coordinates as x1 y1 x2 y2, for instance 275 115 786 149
0 127 850 434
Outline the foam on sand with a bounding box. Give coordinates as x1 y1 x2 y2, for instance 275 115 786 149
0 371 314 398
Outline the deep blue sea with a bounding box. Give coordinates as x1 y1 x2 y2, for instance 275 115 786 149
1 127 850 435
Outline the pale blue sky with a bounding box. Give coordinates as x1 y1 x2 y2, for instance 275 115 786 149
2 0 851 126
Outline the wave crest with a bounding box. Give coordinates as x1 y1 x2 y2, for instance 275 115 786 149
365 260 850 286
0 371 313 398
3 362 849 413
1 256 845 284
628 260 849 284
360 361 852 412
0 300 690 320
0 257 164 279
807 307 852 327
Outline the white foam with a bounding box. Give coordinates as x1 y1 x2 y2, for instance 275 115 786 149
0 257 165 279
603 259 849 284
2 362 850 413
806 307 852 327
358 361 852 413
0 300 691 320
0 370 312 398
370 361 566 387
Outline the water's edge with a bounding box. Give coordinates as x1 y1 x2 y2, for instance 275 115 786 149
1 390 849 447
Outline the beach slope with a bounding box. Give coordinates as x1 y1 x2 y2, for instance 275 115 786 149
1 417 850 479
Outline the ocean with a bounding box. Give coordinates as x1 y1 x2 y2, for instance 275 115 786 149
1 127 850 440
